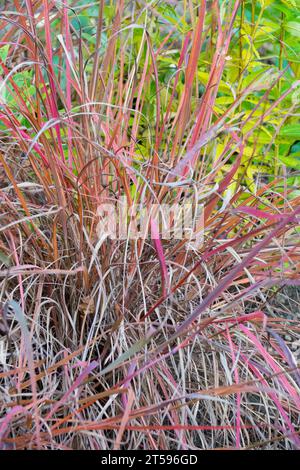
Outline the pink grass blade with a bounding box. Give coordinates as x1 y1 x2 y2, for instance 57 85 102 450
151 217 169 297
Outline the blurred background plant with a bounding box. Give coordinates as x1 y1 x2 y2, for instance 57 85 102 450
0 0 300 450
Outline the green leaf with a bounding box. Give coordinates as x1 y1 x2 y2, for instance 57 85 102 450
0 252 10 267
285 20 300 37
0 45 9 62
279 155 300 169
279 124 300 138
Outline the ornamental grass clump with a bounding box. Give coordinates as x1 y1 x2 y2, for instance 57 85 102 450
0 0 300 450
